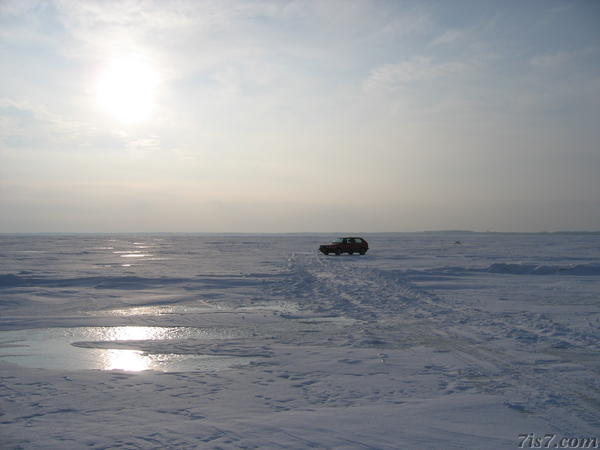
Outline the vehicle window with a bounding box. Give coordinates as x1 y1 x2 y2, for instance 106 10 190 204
334 238 343 243
355 238 363 243
349 239 355 243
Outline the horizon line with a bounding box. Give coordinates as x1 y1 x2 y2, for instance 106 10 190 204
2 230 600 235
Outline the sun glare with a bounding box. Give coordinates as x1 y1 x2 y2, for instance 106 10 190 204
96 57 160 123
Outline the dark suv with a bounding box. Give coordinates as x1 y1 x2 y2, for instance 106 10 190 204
319 237 369 255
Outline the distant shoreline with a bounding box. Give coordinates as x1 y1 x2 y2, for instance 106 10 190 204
2 230 600 236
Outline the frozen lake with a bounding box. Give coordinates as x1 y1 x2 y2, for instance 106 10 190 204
1 233 599 448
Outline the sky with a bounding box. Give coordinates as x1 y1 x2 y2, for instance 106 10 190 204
1 0 599 233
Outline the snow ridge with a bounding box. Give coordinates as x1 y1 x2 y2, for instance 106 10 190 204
415 262 600 276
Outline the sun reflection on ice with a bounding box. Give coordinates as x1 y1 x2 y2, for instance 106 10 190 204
102 349 152 371
100 326 173 341
92 327 173 371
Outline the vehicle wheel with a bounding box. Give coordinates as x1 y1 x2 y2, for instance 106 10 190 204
325 251 330 255
348 251 353 255
335 248 341 256
359 250 365 255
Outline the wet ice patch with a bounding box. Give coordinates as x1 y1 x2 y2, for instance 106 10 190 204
0 326 257 372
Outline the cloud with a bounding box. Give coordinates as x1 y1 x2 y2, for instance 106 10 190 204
363 57 469 93
51 0 260 64
126 136 161 154
430 29 466 46
0 0 42 16
0 99 80 149
530 51 572 69
0 98 134 153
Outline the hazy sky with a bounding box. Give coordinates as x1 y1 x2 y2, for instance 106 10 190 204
1 0 599 232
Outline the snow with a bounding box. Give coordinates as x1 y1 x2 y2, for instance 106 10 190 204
1 233 599 448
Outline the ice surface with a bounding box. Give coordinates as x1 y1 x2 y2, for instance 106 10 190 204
1 233 599 448
0 326 255 371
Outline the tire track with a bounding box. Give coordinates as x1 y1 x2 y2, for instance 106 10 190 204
270 252 600 433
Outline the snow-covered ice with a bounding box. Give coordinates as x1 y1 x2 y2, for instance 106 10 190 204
1 233 599 448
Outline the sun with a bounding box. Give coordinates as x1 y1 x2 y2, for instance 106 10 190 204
96 57 160 123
